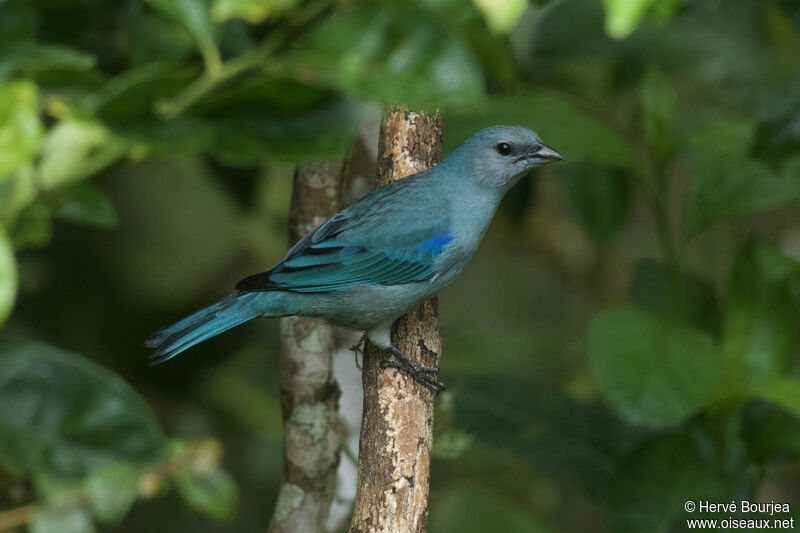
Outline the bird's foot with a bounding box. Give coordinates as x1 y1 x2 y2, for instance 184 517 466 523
380 345 445 393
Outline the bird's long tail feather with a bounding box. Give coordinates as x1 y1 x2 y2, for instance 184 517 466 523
145 292 262 364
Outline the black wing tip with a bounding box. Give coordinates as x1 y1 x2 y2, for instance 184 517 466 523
148 345 174 366
145 329 176 364
149 355 168 367
235 271 273 291
143 333 163 348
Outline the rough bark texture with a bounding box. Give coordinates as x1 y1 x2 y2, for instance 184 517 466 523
349 110 443 533
268 159 345 533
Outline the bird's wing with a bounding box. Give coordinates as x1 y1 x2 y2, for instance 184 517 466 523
236 180 453 293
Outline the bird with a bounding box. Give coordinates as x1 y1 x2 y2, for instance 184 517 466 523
145 125 563 392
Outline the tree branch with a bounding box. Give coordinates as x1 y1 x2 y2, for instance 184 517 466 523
269 159 346 533
349 110 443 533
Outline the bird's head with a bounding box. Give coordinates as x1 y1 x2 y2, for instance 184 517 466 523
451 125 563 190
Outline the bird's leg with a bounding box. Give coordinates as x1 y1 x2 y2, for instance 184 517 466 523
380 344 445 393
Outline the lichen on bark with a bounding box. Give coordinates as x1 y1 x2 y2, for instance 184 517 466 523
349 110 443 533
268 159 346 533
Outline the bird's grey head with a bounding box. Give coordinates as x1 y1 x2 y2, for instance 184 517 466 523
450 125 563 189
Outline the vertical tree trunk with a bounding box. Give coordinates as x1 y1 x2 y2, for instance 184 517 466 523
349 110 443 533
268 159 346 533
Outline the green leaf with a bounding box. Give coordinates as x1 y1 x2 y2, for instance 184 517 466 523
175 467 237 520
38 119 128 190
54 184 119 229
721 241 800 394
631 259 720 335
31 507 94 533
431 485 554 533
289 3 484 106
10 202 52 249
416 0 519 90
472 0 527 34
144 0 220 73
607 433 729 533
748 378 800 419
453 375 635 494
88 63 198 123
0 43 96 83
588 306 721 428
212 0 297 24
684 120 800 238
754 78 800 160
0 338 166 477
0 226 17 326
84 462 140 525
208 96 364 164
562 163 632 243
742 400 800 461
640 67 675 163
0 80 43 180
603 0 656 39
444 93 636 170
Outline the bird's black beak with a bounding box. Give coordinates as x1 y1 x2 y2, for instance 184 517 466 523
533 143 563 162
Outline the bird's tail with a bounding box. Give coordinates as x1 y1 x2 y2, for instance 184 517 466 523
145 292 264 364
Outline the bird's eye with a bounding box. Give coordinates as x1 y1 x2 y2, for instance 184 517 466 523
496 142 512 156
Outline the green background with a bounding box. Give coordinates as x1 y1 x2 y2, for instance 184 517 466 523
1 0 800 531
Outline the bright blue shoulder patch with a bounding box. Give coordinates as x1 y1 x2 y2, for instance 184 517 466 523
417 234 454 254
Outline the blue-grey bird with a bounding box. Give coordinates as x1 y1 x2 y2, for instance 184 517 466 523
145 126 562 391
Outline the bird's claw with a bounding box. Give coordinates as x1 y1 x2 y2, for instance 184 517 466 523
380 346 445 393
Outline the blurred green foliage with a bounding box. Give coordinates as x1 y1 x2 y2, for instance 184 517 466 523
1 0 800 531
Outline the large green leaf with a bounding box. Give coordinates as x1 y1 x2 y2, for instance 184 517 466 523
684 119 800 238
607 433 729 533
288 3 484 106
208 96 364 164
0 338 166 477
443 93 636 170
721 241 800 394
0 80 42 181
588 306 721 428
0 226 17 326
453 375 636 494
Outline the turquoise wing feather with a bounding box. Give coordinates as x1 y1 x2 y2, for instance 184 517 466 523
236 212 454 292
